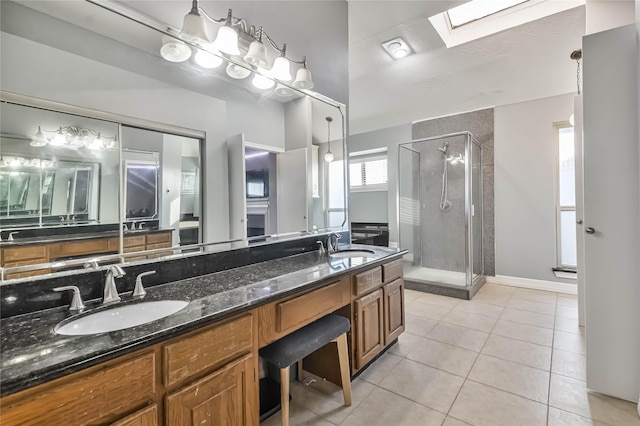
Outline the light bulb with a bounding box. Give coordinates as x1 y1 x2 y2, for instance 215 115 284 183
195 46 223 68
324 151 334 162
252 70 275 90
160 36 192 62
271 56 292 81
226 62 251 79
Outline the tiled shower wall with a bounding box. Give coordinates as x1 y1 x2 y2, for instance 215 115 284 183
412 108 495 276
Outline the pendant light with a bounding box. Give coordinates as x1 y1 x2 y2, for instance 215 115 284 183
324 117 334 163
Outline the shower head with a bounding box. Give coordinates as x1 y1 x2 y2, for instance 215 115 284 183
437 141 449 154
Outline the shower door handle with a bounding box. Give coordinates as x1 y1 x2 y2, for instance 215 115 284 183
585 227 596 234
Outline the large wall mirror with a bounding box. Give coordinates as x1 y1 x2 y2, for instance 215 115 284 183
0 0 347 282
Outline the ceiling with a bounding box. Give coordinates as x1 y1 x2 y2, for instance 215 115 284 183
348 1 586 134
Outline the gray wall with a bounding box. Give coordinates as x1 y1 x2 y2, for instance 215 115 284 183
412 108 495 276
494 94 575 284
347 123 413 243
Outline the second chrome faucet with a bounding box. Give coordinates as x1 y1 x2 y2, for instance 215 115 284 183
103 265 126 305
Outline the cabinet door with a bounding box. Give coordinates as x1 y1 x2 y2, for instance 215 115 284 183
354 289 384 370
166 353 258 426
383 279 405 344
111 404 158 426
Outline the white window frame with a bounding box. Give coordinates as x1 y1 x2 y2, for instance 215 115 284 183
554 122 577 269
349 148 388 193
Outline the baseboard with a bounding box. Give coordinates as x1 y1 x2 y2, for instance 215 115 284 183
486 275 577 295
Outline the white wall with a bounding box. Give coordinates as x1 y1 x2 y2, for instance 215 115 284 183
494 94 576 283
347 124 413 244
586 0 636 34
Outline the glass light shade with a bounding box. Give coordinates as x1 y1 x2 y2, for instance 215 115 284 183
274 84 293 97
195 47 223 68
292 67 314 90
271 56 292 81
160 36 192 62
213 25 240 56
51 128 66 146
88 134 104 150
30 126 47 147
180 11 209 43
324 151 334 162
244 40 268 67
252 72 275 90
226 62 251 79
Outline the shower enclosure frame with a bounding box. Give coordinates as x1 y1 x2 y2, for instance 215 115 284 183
397 131 484 295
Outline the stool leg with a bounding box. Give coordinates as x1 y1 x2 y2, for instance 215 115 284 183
280 367 290 426
335 333 352 406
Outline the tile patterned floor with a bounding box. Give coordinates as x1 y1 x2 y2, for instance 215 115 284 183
260 283 640 426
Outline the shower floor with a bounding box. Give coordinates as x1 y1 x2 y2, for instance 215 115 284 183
404 265 467 287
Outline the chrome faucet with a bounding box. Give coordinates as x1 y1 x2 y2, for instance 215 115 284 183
103 265 126 305
327 232 341 252
8 231 19 241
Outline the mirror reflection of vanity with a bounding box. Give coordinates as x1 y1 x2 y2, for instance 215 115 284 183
0 0 348 281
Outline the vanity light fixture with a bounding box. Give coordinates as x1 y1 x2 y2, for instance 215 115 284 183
381 37 412 60
0 156 56 169
161 0 314 91
324 116 334 163
31 126 118 151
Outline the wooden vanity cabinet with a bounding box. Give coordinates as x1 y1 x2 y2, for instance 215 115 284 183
0 312 259 426
351 259 405 373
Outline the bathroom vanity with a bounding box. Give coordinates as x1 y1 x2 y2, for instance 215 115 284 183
0 245 405 425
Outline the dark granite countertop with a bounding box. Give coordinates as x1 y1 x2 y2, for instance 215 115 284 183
0 228 173 247
0 244 404 397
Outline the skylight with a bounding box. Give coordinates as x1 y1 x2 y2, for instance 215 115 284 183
429 0 585 48
447 0 529 28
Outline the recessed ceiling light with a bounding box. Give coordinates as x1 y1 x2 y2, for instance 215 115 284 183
381 37 412 60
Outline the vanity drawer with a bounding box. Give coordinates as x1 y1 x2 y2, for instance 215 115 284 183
163 313 253 388
146 231 172 245
1 245 48 263
382 259 403 283
353 266 382 296
53 238 113 257
276 281 344 333
0 351 156 425
123 235 146 248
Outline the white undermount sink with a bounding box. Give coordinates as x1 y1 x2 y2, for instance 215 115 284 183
330 249 376 259
54 300 189 336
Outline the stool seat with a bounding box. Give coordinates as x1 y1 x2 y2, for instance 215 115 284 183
260 314 350 368
260 314 352 426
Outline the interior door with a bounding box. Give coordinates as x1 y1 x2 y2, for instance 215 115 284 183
228 134 247 241
277 148 308 233
582 25 639 402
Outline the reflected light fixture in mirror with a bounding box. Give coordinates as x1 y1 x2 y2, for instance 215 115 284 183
324 116 334 163
31 126 118 151
159 0 314 91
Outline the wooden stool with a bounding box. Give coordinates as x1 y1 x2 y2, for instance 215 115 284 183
259 314 352 426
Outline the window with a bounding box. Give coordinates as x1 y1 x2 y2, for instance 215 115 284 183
556 125 577 268
349 149 388 192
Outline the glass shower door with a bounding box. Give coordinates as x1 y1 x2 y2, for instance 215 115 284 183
398 145 421 276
